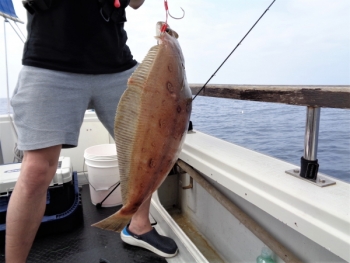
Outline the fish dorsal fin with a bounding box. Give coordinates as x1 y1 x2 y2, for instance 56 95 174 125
114 45 160 204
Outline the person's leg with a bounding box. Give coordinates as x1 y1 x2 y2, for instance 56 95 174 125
7 66 93 261
121 195 178 258
10 66 92 150
91 65 138 135
128 196 153 234
5 145 62 262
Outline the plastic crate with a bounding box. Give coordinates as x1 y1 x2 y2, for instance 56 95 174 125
0 171 83 242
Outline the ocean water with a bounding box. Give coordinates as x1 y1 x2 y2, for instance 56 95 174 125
1 97 349 182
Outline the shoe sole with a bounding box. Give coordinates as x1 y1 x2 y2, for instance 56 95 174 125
121 231 178 258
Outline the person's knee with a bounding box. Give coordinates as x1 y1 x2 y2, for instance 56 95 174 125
19 161 54 194
19 153 60 195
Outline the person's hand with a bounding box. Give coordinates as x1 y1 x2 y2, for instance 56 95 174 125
129 0 145 9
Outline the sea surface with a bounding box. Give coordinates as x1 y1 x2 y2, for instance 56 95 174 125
1 97 349 183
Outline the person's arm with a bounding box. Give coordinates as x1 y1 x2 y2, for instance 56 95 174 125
129 0 145 9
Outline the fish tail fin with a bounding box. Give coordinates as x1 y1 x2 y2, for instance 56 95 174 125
91 213 132 232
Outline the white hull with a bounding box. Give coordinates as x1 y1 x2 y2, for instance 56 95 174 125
1 111 349 263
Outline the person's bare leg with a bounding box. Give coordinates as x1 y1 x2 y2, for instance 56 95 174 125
128 196 152 235
5 145 62 263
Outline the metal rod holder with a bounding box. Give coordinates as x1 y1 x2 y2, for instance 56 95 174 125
304 107 320 161
300 107 320 180
286 106 336 187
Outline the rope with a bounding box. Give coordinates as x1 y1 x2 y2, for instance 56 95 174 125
13 21 26 41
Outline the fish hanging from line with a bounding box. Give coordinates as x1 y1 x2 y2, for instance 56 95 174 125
92 21 192 232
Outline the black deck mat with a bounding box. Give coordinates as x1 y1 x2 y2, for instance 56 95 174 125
0 185 167 263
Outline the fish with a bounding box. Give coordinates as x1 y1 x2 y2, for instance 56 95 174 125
92 21 192 232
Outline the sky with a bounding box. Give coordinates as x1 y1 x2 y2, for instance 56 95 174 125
0 0 349 98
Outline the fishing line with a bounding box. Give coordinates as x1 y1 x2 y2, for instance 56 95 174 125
161 0 170 32
192 0 277 100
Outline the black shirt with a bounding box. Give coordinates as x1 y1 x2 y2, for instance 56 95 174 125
22 0 137 74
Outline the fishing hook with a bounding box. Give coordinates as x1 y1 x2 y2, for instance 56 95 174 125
162 0 185 32
168 7 185 20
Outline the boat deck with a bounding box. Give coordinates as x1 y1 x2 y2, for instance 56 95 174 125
0 185 167 263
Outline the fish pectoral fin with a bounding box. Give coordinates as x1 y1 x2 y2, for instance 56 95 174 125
91 213 131 233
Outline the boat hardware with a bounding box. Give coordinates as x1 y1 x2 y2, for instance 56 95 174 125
187 120 196 134
301 106 321 180
285 169 336 187
177 159 303 263
182 176 193 190
286 106 336 187
304 107 320 162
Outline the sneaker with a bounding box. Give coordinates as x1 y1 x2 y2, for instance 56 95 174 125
121 225 178 258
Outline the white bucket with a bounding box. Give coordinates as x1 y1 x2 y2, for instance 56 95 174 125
84 144 122 207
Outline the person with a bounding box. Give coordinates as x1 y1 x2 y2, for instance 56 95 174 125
6 0 178 261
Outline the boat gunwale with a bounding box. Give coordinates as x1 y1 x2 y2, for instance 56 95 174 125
190 84 350 109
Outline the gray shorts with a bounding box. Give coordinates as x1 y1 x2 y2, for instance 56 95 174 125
11 65 137 151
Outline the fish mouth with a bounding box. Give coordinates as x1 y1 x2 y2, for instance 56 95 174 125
156 21 179 39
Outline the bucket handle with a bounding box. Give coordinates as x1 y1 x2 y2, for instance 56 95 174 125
83 158 121 209
82 158 119 191
96 181 121 209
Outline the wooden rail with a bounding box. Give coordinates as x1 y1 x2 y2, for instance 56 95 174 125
190 84 350 109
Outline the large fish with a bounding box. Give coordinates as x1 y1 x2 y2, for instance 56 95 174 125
92 22 192 232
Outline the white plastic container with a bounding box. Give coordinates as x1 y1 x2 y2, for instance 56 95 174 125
84 144 122 207
0 156 72 195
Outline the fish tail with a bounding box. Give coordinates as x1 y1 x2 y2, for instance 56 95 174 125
91 213 132 232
